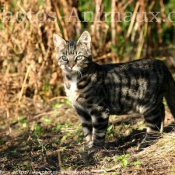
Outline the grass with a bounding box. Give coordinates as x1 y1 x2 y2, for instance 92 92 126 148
113 154 129 167
128 132 175 173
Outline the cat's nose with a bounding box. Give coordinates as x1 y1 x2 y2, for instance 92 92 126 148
68 62 75 69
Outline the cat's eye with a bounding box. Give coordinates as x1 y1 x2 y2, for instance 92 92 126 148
61 56 68 61
76 55 84 60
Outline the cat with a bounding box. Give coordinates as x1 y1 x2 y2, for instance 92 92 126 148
53 31 175 150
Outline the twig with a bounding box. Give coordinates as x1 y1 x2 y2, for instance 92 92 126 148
32 111 58 119
57 150 62 169
95 53 112 61
91 164 121 173
52 0 68 39
48 96 68 102
18 65 31 103
170 57 175 67
15 65 31 117
123 0 133 10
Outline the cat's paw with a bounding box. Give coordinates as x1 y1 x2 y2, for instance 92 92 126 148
88 147 101 155
86 140 105 150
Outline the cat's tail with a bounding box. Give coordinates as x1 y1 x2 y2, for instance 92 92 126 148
165 72 175 119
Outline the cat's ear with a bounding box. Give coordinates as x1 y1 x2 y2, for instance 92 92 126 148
77 31 91 50
53 34 66 52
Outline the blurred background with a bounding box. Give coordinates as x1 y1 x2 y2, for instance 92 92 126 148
0 0 175 118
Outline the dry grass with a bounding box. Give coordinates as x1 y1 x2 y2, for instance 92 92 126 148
0 0 175 119
128 132 175 174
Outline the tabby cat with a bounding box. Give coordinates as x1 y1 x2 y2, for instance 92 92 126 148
53 31 175 150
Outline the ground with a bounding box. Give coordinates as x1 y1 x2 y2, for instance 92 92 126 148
0 97 175 174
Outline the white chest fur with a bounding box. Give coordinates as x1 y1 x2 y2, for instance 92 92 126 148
65 75 79 103
70 76 77 91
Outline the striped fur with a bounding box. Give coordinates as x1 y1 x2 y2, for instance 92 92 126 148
53 31 175 150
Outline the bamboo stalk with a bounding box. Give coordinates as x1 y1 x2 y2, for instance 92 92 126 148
111 0 116 62
135 21 148 59
126 1 140 38
94 0 102 40
111 0 116 46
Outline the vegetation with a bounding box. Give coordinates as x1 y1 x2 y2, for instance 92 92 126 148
0 0 175 173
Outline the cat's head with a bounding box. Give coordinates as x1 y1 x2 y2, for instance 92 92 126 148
53 31 92 75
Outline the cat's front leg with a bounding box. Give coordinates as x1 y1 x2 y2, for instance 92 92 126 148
91 110 109 148
74 106 93 148
81 122 93 148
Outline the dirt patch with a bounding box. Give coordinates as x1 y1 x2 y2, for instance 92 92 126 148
0 98 175 174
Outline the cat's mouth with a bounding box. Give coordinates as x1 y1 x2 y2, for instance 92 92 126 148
61 65 82 76
69 68 82 77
